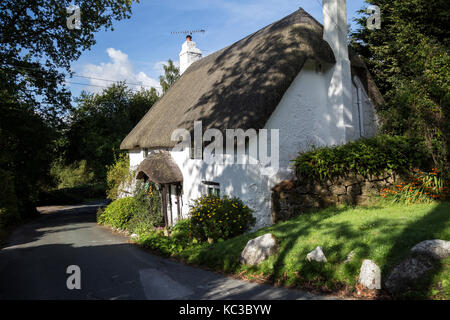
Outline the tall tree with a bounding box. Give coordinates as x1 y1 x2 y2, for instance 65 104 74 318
159 59 180 94
66 84 159 181
1 0 138 118
351 0 450 172
0 0 138 219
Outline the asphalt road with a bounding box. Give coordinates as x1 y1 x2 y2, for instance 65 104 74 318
0 201 334 300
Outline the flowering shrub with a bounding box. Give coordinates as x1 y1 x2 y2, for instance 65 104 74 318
189 195 255 242
381 168 450 203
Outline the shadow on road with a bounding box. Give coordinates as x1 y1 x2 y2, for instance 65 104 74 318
0 201 334 300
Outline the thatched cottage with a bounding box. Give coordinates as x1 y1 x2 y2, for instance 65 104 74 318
120 0 382 230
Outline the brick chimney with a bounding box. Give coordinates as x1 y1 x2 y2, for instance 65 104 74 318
179 36 202 75
322 0 355 143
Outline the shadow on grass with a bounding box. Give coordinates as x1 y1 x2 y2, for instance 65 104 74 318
272 202 449 298
184 202 449 299
380 202 449 299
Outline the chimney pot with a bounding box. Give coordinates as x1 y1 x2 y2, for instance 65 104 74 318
179 36 202 75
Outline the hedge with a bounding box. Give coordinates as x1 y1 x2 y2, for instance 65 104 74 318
293 135 430 180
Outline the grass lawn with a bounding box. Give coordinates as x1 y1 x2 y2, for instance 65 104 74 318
174 201 450 299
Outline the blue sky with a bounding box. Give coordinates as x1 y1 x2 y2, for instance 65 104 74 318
68 0 368 97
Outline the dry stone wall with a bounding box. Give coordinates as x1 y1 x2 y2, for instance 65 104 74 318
271 172 404 223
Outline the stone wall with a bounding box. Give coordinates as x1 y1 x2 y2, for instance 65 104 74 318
271 172 404 223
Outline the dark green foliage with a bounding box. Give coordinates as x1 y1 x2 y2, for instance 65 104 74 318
293 135 430 179
65 84 159 181
135 181 163 225
171 219 191 242
351 0 450 173
127 183 164 233
0 101 56 219
0 169 20 226
37 184 106 206
189 195 256 242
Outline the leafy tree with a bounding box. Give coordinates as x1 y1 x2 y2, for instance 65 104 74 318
0 100 55 218
351 0 450 173
1 0 138 118
159 59 180 94
65 83 159 181
0 0 138 220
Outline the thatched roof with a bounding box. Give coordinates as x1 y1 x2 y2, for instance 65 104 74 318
121 8 382 150
135 151 183 184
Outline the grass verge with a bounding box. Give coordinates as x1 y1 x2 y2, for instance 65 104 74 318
138 201 449 299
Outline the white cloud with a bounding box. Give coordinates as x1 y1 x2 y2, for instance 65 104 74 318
81 48 161 93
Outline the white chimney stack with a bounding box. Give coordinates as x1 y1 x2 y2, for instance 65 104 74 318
323 0 350 60
179 36 202 75
322 0 355 143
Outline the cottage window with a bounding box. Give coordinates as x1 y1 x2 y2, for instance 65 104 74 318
202 181 220 196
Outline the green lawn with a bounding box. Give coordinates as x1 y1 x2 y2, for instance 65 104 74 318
175 201 450 299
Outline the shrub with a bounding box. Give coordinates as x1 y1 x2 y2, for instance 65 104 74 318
293 135 430 180
96 207 106 224
188 195 255 242
127 182 164 233
50 160 94 189
106 153 131 200
99 197 139 229
138 219 197 257
170 219 192 246
381 168 450 204
138 230 182 257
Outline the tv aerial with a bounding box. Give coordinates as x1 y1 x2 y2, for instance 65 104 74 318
171 29 206 35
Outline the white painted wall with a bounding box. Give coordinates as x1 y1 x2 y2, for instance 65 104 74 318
129 149 146 168
265 60 338 178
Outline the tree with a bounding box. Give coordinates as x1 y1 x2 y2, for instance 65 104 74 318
1 0 138 118
0 99 55 218
0 0 138 219
159 59 180 94
351 0 450 173
65 83 159 181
